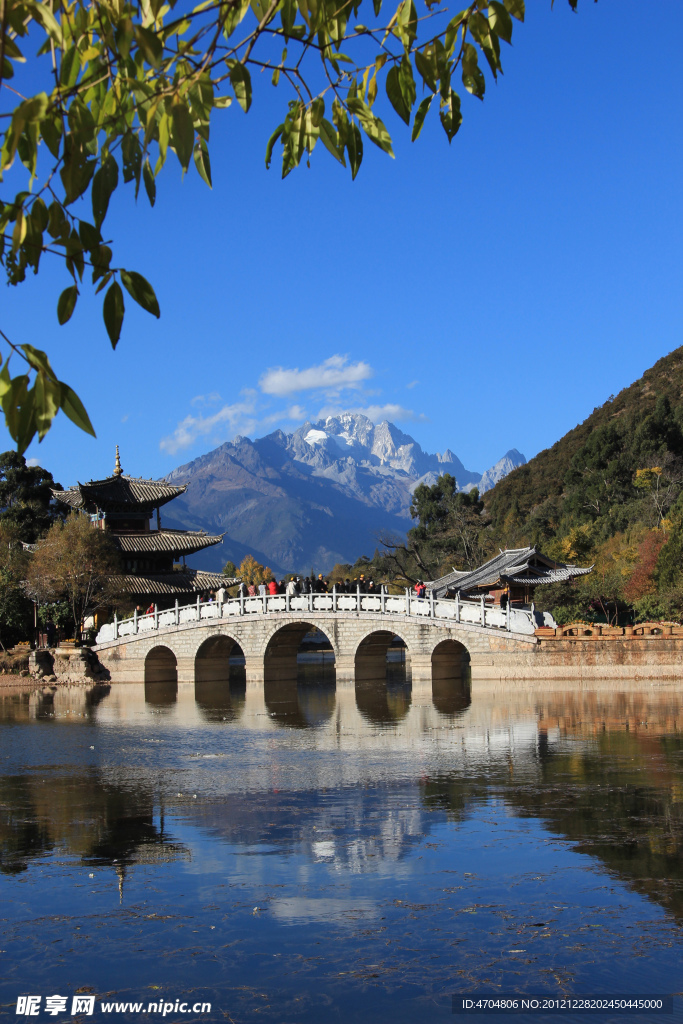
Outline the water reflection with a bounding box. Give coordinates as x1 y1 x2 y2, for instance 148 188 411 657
0 769 189 876
195 676 246 723
355 671 412 725
264 664 336 729
431 671 471 718
2 678 683 1018
144 679 178 709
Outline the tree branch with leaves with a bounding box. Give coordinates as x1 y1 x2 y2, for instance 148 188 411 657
0 0 587 451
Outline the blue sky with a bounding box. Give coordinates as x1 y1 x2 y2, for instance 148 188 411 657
2 0 681 487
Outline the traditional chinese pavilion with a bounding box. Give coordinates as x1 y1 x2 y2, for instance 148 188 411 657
426 546 592 606
52 447 231 600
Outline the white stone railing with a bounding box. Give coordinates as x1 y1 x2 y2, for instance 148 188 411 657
95 589 537 645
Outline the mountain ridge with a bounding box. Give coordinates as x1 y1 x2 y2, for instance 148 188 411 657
164 413 525 574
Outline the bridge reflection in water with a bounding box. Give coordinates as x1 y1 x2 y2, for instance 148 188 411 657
142 637 472 730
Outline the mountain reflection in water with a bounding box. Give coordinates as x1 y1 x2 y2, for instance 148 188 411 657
1 677 682 1022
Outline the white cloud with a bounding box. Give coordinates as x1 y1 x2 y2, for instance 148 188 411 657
319 403 426 424
191 392 221 407
160 356 424 459
160 397 257 455
406 380 419 390
259 355 372 397
26 458 40 467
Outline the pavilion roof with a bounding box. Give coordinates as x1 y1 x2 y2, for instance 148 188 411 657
426 546 592 597
52 475 187 513
111 569 238 596
111 528 223 557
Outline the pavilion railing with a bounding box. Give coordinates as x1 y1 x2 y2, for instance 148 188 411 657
95 588 537 645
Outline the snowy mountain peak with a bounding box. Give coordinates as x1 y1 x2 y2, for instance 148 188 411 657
478 449 527 493
164 413 526 574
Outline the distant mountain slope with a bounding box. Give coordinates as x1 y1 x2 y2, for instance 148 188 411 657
164 413 525 574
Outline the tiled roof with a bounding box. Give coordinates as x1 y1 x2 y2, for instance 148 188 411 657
112 569 238 596
52 475 186 512
112 529 222 556
427 547 592 597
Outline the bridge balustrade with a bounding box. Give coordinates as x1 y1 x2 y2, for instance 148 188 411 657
96 590 536 645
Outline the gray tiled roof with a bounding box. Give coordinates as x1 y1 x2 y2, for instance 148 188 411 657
426 547 592 597
112 569 238 596
52 475 186 512
112 529 222 556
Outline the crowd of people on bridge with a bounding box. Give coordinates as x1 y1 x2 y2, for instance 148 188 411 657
230 574 388 599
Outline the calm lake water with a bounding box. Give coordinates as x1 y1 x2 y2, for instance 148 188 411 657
1 670 682 1022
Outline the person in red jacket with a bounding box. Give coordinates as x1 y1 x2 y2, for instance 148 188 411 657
268 578 279 596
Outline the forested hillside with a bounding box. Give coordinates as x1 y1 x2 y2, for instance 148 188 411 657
365 348 683 624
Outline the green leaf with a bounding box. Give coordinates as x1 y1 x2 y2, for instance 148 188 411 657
78 220 101 251
346 121 363 180
34 373 61 441
411 96 432 141
122 132 142 187
415 48 437 93
503 0 524 21
488 2 513 43
134 24 163 68
91 245 113 285
143 158 156 207
25 2 62 45
57 285 78 325
229 62 252 113
265 125 284 168
14 381 37 455
60 383 96 437
318 119 345 165
398 55 416 116
439 89 462 142
60 139 96 204
40 115 62 159
103 281 125 348
120 270 160 318
60 46 81 88
386 66 409 125
193 138 212 188
462 43 485 99
171 102 194 172
347 99 394 156
19 345 57 380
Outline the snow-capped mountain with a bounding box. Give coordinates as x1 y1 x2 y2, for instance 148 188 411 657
164 414 525 574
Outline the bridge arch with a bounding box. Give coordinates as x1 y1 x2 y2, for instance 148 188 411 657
195 633 243 683
354 629 409 686
431 638 470 681
145 645 177 684
263 621 336 684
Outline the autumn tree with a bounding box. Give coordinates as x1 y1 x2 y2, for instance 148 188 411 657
236 553 272 585
25 514 121 639
0 0 590 450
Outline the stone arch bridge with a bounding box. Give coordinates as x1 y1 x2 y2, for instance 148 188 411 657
94 592 538 686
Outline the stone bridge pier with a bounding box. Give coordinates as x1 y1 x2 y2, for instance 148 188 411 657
94 610 537 692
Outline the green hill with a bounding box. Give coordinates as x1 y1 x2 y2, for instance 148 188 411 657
481 346 683 622
485 347 683 546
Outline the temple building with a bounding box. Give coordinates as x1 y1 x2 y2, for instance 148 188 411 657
52 447 231 600
426 546 592 607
